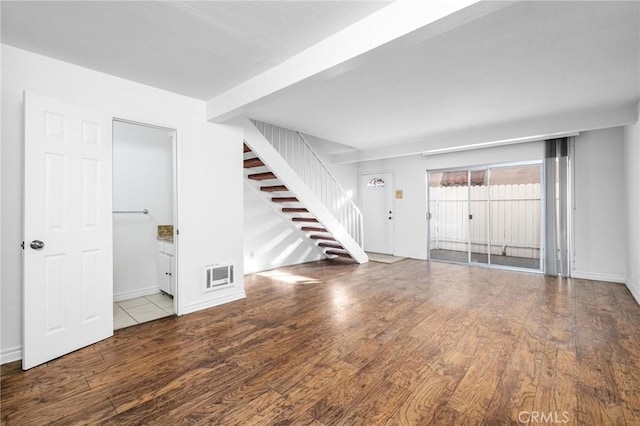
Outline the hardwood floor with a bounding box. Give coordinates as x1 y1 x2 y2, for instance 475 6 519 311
2 259 640 425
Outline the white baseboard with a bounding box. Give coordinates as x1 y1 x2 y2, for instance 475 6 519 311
626 278 640 305
180 289 246 316
570 271 627 284
113 286 161 302
244 253 324 275
396 253 427 261
1 346 22 365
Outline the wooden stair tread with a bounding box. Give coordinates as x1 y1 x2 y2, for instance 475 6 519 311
283 208 308 213
249 172 277 181
272 197 298 203
310 235 335 241
318 242 344 249
261 185 288 192
301 226 327 232
243 144 251 153
244 158 264 168
292 217 318 223
326 250 352 258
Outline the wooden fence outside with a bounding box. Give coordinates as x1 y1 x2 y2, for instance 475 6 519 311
429 183 542 259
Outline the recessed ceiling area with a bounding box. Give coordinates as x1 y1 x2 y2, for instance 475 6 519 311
244 1 640 150
1 0 390 100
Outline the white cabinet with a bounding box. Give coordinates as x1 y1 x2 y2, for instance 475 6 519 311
157 241 175 295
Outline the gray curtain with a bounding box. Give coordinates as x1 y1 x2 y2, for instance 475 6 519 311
544 138 569 276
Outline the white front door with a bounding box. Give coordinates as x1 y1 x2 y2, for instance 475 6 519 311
360 171 394 254
23 92 113 369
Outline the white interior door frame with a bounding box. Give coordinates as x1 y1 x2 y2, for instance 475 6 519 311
359 170 395 255
112 118 180 315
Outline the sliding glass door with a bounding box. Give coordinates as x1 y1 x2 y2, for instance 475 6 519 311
428 162 542 271
488 164 542 270
428 170 469 264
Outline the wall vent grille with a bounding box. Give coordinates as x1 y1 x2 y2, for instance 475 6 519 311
203 263 233 292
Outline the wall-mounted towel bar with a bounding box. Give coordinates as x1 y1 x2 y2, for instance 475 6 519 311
113 209 149 214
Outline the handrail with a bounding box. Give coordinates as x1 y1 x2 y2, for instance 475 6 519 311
251 120 364 247
113 209 149 214
295 131 363 217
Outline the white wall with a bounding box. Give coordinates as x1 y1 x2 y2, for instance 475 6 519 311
1 45 245 363
624 105 640 303
357 141 545 259
572 128 628 282
178 121 244 315
112 122 174 300
243 181 323 273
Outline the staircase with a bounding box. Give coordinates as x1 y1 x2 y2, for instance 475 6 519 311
243 119 368 263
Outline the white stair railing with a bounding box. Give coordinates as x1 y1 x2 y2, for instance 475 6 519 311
251 120 364 247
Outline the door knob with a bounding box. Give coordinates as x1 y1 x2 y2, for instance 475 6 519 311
30 240 45 250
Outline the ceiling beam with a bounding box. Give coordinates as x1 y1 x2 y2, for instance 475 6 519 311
207 0 515 123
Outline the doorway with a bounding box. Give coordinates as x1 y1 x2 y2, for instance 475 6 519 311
360 171 394 255
112 120 177 329
427 162 543 271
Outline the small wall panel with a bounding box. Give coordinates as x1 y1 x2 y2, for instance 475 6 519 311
82 158 101 229
44 153 68 231
44 111 66 145
44 254 66 335
81 121 100 147
81 250 99 322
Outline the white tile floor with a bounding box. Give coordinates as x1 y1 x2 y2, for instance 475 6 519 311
114 293 174 330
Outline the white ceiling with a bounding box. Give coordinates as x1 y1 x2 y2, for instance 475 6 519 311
246 1 640 149
1 0 390 99
2 1 639 153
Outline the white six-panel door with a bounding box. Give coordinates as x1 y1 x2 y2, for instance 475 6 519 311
23 92 113 369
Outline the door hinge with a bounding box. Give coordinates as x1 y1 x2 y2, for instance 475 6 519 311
176 229 179 235
469 214 473 220
427 212 432 220
21 241 25 250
